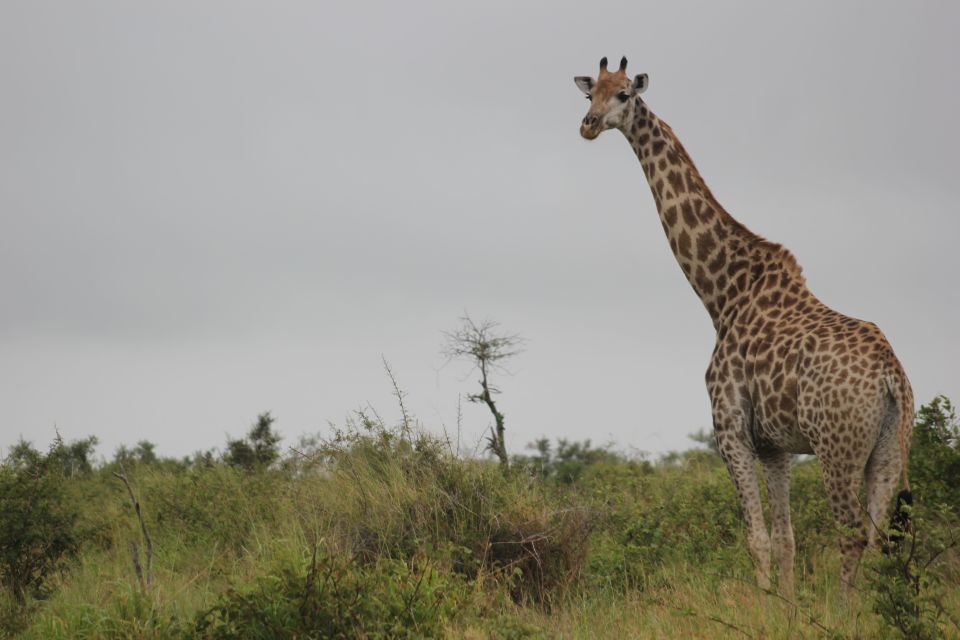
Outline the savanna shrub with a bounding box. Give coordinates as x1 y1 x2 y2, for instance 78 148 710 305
859 396 960 639
513 438 624 485
785 459 835 569
192 551 468 639
863 507 958 640
307 418 596 606
142 464 287 551
580 451 836 589
909 395 960 515
223 412 282 471
0 441 83 605
580 451 747 589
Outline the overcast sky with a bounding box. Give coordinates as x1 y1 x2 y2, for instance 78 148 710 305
2 1 958 461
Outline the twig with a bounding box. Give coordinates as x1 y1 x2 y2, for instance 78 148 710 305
921 534 959 572
382 356 412 437
455 394 463 457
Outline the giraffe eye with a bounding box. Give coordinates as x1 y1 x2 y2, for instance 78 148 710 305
617 92 630 102
585 95 592 101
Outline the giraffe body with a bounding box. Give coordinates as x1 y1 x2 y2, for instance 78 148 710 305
574 58 914 596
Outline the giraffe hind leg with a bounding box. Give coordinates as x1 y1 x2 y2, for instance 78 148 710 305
821 458 868 595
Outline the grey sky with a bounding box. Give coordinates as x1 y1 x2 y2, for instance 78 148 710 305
2 1 958 460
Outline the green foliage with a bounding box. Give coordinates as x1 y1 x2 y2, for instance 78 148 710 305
0 438 85 605
223 412 281 471
584 454 748 589
578 451 837 592
785 460 835 568
193 551 468 639
312 416 596 606
687 428 719 453
7 434 98 477
5 397 960 638
141 463 284 551
863 510 958 639
514 438 624 485
909 395 960 514
113 440 159 467
857 395 960 639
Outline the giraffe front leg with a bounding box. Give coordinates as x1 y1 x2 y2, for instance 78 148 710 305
714 411 771 591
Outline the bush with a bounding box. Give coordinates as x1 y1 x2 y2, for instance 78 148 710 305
513 439 624 485
0 440 83 604
910 395 960 515
223 412 282 471
308 417 596 606
142 464 286 552
192 550 469 639
864 508 959 640
576 451 746 590
785 459 835 570
859 396 960 639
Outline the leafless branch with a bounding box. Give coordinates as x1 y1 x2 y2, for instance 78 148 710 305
382 356 412 437
113 463 153 591
441 315 524 375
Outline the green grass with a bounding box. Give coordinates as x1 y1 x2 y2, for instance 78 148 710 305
3 409 959 639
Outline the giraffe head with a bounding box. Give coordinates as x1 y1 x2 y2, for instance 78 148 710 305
574 56 648 140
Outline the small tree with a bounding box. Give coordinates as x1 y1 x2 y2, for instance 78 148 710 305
443 316 523 468
224 412 282 471
515 438 622 484
688 428 719 453
8 433 97 477
114 440 159 467
910 395 960 514
0 438 83 604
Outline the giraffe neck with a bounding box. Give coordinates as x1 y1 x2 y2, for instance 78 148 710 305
619 99 800 328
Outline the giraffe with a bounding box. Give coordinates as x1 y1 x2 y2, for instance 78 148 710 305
573 56 914 597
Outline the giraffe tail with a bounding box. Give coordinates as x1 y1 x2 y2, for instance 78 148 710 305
883 371 915 553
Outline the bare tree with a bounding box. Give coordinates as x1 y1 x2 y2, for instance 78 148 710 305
443 315 523 468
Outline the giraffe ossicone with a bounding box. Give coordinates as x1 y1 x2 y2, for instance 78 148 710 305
573 56 914 598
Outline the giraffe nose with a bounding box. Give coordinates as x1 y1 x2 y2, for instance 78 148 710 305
582 114 600 128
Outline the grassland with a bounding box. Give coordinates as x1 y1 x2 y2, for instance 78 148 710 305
1 398 958 639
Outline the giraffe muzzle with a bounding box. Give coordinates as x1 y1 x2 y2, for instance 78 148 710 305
580 114 602 140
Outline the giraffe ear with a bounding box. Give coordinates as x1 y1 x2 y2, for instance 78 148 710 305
574 76 594 95
633 73 649 94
